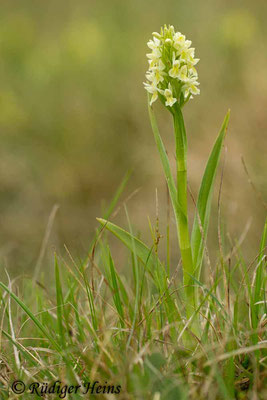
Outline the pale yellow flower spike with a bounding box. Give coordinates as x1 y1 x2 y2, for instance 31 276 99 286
144 25 200 108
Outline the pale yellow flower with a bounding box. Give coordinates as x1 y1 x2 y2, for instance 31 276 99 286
178 65 189 82
183 80 200 99
169 53 180 79
143 82 158 105
161 83 177 107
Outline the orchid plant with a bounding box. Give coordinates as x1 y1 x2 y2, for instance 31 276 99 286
98 25 230 341
144 25 201 319
144 25 230 328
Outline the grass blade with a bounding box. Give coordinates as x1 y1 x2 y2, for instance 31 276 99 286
88 170 131 253
254 217 267 321
96 218 160 273
108 249 125 327
2 329 54 379
103 170 132 220
0 281 62 355
191 110 230 276
54 255 65 349
81 267 98 333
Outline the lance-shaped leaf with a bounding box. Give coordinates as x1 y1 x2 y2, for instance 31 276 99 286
191 110 230 276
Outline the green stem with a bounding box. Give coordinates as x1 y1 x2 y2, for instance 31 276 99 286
173 106 195 317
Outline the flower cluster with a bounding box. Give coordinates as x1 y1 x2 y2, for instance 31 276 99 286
144 25 200 107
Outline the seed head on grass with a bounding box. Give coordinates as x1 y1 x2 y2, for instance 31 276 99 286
144 24 200 107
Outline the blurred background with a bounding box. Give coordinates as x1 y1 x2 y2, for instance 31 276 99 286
0 0 266 275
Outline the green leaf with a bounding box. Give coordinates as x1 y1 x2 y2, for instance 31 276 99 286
96 218 160 273
191 110 230 276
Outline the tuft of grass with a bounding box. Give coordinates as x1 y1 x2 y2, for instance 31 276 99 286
0 213 266 399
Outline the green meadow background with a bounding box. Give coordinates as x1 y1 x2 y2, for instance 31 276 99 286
0 0 266 273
